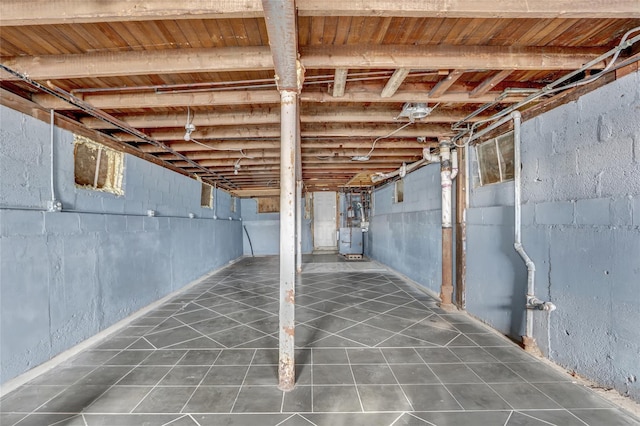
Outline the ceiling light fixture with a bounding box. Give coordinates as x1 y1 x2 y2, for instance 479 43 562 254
352 102 438 161
396 102 439 121
184 106 196 141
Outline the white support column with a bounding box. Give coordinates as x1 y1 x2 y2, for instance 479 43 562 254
278 89 297 391
295 99 303 273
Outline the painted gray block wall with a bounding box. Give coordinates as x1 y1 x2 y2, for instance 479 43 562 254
366 164 443 295
0 105 243 384
465 71 640 401
240 198 312 256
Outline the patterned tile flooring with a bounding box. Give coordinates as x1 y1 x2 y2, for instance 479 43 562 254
1 256 638 425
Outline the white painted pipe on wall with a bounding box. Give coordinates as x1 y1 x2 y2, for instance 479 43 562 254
47 109 62 212
512 111 556 352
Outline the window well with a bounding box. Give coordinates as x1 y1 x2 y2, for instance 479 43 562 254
74 135 123 195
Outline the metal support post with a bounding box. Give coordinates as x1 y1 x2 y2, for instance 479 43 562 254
278 89 297 391
295 98 303 274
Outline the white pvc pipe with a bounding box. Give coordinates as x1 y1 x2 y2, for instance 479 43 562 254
50 109 56 202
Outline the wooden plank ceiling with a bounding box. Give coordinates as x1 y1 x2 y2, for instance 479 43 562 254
1 1 639 195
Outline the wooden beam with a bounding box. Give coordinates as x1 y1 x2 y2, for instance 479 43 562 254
429 70 465 98
3 0 636 26
301 90 522 105
140 139 438 153
469 70 512 98
3 44 605 81
155 148 423 161
333 68 349 98
111 123 454 141
80 106 484 129
301 45 606 71
33 90 281 110
380 68 411 98
0 0 264 26
296 0 640 18
33 87 520 110
1 47 274 81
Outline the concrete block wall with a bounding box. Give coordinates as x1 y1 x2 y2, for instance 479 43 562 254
240 197 313 256
0 105 243 384
465 71 640 402
366 164 443 295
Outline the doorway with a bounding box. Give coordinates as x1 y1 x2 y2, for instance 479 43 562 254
312 191 337 251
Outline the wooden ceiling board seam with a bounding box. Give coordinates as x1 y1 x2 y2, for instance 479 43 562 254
241 18 267 47
346 16 367 44
309 15 326 45
229 18 253 47
170 20 203 49
215 19 241 48
333 16 353 45
88 22 131 52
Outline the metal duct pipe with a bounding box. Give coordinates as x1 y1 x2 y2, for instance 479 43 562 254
512 111 556 353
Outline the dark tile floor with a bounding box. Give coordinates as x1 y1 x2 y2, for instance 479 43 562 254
1 256 638 426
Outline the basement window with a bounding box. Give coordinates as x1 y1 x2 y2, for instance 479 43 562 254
74 135 123 195
257 197 280 213
476 131 514 186
201 183 213 208
394 179 404 203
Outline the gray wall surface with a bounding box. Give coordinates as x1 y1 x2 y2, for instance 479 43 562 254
240 198 312 256
0 105 243 384
366 165 443 295
465 71 640 402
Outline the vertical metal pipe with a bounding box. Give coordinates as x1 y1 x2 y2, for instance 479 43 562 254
296 180 303 273
439 140 454 308
278 89 297 391
512 111 538 351
455 146 467 309
296 99 303 274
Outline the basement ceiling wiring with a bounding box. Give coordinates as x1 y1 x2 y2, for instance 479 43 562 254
0 64 238 189
452 25 640 149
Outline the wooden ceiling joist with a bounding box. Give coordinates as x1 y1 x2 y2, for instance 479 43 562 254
139 139 437 153
111 123 454 141
34 87 517 110
3 44 606 81
2 0 637 26
380 68 411 98
156 148 424 161
295 0 640 18
429 70 465 98
470 70 513 98
80 107 484 129
332 68 349 97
